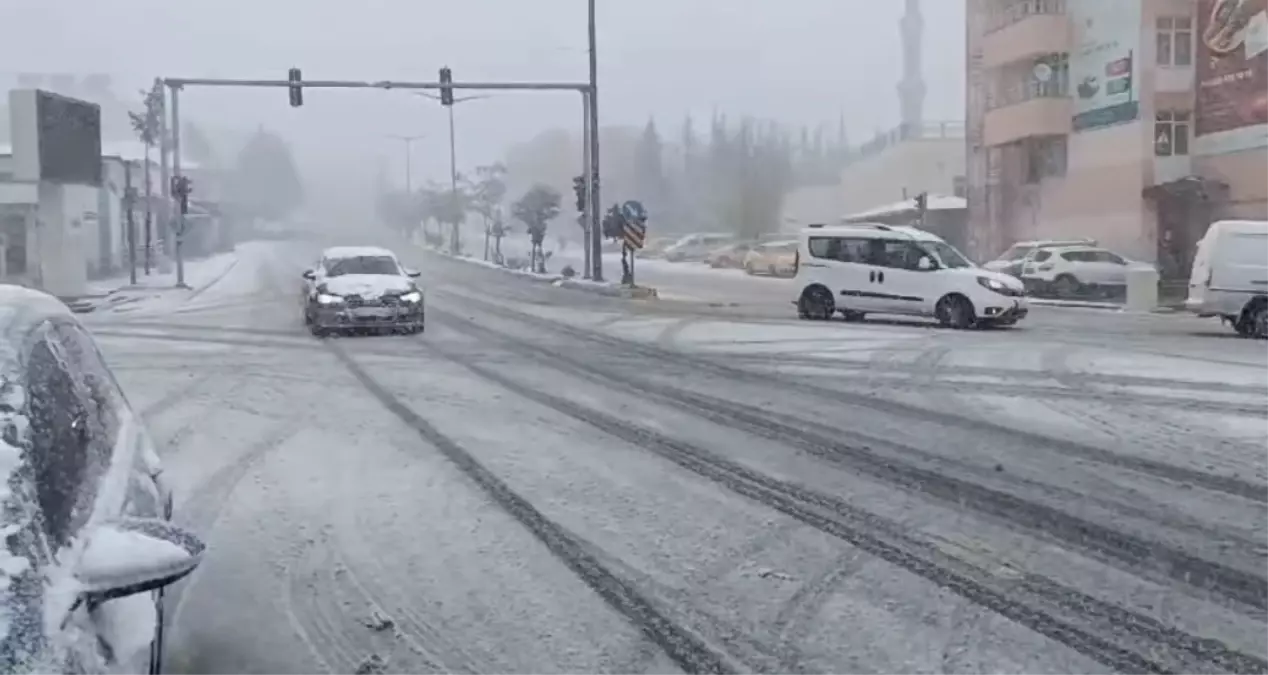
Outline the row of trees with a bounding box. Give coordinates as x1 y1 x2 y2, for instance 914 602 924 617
500 114 854 243
629 114 853 239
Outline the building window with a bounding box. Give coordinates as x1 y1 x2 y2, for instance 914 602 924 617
1157 16 1193 66
1155 110 1191 156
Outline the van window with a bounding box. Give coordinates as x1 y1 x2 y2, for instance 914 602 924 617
1060 250 1090 262
1227 234 1268 265
808 236 840 260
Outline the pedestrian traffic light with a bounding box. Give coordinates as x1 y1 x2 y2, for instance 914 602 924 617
572 175 587 212
288 67 303 107
439 67 453 106
914 191 928 215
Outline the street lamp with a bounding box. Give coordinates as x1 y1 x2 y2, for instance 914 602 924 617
411 92 492 198
384 133 424 193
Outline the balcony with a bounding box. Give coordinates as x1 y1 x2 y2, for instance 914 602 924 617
982 0 1070 69
984 82 1072 146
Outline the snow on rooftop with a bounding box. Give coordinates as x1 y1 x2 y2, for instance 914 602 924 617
844 194 966 221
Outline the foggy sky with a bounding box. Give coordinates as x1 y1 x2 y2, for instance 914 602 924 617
1 0 964 190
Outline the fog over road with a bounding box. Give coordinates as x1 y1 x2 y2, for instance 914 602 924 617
82 239 1267 674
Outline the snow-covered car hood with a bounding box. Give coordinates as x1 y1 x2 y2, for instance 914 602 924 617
320 274 414 298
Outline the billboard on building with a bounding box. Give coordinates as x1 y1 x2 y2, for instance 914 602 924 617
7 89 103 186
1069 0 1142 132
1195 0 1268 154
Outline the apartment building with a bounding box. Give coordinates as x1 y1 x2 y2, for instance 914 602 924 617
966 0 1268 282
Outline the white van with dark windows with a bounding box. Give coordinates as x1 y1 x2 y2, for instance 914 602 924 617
1185 219 1268 338
793 223 1028 328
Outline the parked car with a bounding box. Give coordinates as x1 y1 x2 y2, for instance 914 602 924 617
0 285 204 674
664 234 736 262
1185 219 1268 338
706 242 757 268
793 223 1027 328
302 246 425 336
1018 245 1133 298
636 237 675 258
743 240 799 276
983 238 1097 278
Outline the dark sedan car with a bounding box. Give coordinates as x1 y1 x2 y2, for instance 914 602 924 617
302 246 425 336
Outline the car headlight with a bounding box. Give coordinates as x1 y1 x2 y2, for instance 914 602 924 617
976 276 1008 294
400 291 422 303
317 293 343 305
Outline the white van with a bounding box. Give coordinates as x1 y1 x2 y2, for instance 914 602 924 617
1185 219 1268 338
793 223 1028 328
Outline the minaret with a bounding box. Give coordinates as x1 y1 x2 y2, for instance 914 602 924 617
897 0 925 128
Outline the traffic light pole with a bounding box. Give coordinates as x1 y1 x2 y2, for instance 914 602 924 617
158 74 604 282
582 92 593 280
169 84 188 289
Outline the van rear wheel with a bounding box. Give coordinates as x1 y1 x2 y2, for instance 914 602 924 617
799 286 835 320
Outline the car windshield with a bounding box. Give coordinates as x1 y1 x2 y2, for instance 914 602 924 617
922 241 974 268
325 256 399 277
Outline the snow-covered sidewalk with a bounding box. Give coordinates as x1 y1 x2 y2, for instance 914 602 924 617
75 249 240 314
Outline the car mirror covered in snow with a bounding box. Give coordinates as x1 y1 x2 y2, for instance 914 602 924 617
76 517 206 603
405 269 421 278
302 269 316 280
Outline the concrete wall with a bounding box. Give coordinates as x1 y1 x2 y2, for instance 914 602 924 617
839 138 965 214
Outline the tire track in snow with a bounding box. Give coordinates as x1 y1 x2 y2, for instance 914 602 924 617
411 328 1184 674
324 341 739 675
427 302 1267 674
440 291 1266 502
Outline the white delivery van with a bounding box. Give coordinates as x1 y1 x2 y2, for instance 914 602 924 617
793 223 1028 329
1185 219 1268 338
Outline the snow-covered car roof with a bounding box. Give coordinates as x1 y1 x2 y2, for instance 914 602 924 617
321 246 397 260
0 285 72 341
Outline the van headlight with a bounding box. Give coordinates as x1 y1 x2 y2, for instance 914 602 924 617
976 277 1008 294
317 293 344 305
400 291 422 303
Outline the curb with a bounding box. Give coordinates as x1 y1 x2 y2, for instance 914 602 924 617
424 247 660 300
1028 298 1186 314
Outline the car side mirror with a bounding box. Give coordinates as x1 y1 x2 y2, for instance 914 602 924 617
406 269 421 278
76 517 205 604
917 256 937 271
302 270 316 280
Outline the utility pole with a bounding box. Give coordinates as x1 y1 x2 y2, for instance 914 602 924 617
587 0 603 281
413 89 490 255
124 161 138 285
386 134 424 193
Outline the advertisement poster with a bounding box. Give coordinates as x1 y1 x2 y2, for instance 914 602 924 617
1069 0 1142 132
1195 0 1268 153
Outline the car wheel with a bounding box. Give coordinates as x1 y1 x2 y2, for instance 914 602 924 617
745 263 756 275
1053 274 1080 299
798 286 835 320
1255 305 1268 339
936 294 976 329
310 323 327 338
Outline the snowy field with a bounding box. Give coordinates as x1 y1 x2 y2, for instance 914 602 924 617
82 239 1268 674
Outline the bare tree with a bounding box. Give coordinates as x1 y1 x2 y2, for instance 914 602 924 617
128 81 163 275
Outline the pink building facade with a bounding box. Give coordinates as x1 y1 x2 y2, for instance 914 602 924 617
966 0 1267 284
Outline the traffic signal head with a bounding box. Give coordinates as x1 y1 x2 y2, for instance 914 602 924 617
914 192 927 213
288 67 303 107
439 67 453 106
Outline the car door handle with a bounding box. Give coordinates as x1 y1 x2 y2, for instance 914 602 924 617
869 270 876 282
877 271 885 283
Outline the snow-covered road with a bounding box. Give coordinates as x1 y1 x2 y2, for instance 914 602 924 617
82 240 1267 674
